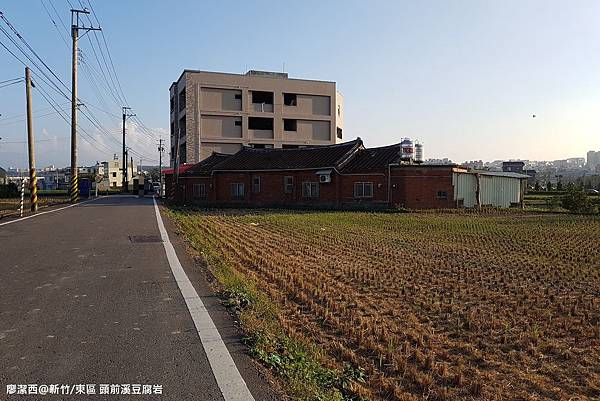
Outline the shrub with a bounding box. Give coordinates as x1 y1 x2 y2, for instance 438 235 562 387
561 187 594 214
0 183 19 198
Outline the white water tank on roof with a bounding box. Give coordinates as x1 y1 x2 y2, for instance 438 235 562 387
415 142 424 162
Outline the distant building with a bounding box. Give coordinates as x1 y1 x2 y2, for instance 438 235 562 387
587 150 600 171
97 159 137 189
0 167 6 185
502 161 525 174
462 160 484 170
169 69 344 166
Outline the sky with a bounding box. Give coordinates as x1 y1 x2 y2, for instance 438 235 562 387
1 0 599 168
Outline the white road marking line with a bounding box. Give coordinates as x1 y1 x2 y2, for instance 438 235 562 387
0 195 109 227
152 197 255 401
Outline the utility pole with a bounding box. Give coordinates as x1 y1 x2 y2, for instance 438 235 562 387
70 8 100 203
25 67 37 212
122 106 135 192
157 138 164 196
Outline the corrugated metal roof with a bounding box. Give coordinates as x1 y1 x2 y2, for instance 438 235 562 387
471 170 530 179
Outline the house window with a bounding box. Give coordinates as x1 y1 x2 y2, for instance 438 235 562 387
231 183 244 198
234 120 242 126
354 182 373 198
284 176 293 194
283 93 297 106
337 127 343 139
234 93 242 100
193 183 206 199
284 119 297 132
252 176 261 193
437 190 448 199
112 172 117 178
302 182 319 198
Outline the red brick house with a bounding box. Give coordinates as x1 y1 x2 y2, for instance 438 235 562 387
165 138 527 209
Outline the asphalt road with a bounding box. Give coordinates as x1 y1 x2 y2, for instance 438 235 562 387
0 195 279 401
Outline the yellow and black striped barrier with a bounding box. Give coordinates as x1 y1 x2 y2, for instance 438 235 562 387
70 175 79 203
30 168 38 212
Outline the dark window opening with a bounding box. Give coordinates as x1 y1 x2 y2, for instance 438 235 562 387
284 119 297 131
248 117 273 130
170 97 174 112
354 182 373 198
193 184 206 199
249 144 273 149
179 143 187 163
234 120 242 126
302 182 319 198
252 176 261 193
284 176 294 194
437 190 448 199
178 89 186 111
282 144 300 149
283 93 297 106
170 122 175 136
337 127 343 139
179 117 186 137
112 172 117 178
231 183 244 198
251 91 273 104
234 93 242 100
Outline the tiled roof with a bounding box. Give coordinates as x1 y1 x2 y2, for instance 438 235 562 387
181 153 230 176
340 144 402 174
212 139 363 171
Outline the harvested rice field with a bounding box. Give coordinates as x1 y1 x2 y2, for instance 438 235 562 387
169 209 600 401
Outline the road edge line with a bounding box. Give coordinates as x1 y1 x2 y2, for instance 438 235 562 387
0 195 107 227
152 197 255 401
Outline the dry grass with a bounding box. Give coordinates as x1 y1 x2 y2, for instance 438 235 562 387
0 196 69 219
170 209 600 400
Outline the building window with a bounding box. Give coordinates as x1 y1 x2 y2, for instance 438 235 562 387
234 119 242 126
193 183 206 199
178 89 186 111
252 176 261 193
231 183 244 198
302 182 319 198
248 117 273 130
354 182 373 198
284 119 297 132
250 143 273 149
251 91 273 104
170 96 174 112
284 176 293 194
337 127 343 139
282 144 300 149
112 172 117 178
179 116 186 137
437 190 448 199
234 93 242 100
283 93 297 106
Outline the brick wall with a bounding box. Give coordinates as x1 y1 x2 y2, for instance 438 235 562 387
390 166 455 209
338 174 389 207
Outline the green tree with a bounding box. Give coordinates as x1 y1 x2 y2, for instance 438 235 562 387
561 187 594 214
534 181 540 191
556 181 563 191
546 181 553 191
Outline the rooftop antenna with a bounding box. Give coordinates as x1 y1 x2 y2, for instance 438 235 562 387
282 62 285 72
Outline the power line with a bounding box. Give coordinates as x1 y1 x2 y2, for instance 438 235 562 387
40 0 69 48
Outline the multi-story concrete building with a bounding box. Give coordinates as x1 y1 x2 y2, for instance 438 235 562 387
587 150 600 171
169 70 344 166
